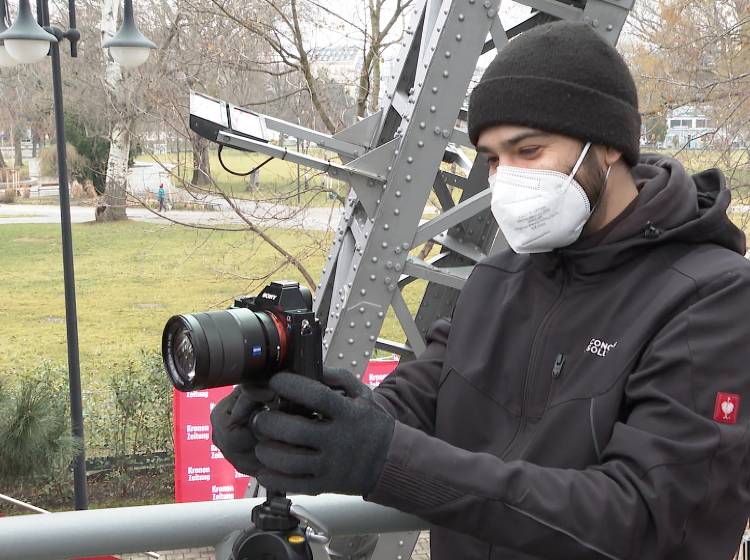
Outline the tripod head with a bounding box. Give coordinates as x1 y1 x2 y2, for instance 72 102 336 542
231 491 314 560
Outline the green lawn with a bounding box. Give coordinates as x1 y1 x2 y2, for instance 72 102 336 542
0 220 422 386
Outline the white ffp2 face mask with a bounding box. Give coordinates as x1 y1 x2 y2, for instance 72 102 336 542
490 142 592 254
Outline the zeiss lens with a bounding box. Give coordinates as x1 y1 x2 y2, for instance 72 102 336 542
162 308 284 391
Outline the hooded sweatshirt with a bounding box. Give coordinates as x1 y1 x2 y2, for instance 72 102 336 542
368 154 750 560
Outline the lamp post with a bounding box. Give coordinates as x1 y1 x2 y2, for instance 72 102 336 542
0 0 155 511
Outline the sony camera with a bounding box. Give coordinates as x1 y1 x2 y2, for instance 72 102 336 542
162 281 322 392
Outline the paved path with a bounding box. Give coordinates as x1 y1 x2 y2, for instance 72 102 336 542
0 202 342 231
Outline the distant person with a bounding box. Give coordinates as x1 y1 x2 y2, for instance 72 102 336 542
157 184 167 212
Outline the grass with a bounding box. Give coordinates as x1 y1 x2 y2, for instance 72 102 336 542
0 220 425 386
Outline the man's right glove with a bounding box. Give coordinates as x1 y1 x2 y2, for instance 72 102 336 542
210 384 275 475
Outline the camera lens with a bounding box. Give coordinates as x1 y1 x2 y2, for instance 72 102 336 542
162 308 285 391
172 329 196 383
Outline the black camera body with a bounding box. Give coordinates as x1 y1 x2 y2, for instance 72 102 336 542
162 281 322 392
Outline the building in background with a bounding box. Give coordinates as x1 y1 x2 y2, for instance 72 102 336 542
664 106 713 149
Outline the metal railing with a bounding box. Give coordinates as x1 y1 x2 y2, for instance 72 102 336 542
0 494 428 560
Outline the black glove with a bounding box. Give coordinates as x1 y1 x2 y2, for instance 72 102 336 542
210 384 275 475
252 367 395 496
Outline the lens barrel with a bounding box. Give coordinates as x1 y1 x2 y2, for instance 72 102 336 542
162 308 283 391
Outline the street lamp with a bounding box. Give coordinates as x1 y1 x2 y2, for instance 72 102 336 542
0 0 155 511
102 0 156 68
0 0 17 66
1 0 56 64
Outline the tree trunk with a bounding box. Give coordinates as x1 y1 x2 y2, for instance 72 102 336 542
190 132 212 186
97 121 130 222
369 56 381 113
13 127 23 168
0 145 6 169
97 0 131 222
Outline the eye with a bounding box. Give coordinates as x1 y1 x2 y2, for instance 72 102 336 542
487 157 499 169
518 146 540 157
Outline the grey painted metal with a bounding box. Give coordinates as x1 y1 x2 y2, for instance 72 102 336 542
320 0 504 374
0 495 428 560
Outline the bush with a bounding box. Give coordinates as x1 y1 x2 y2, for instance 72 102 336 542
86 351 173 497
0 362 80 490
39 143 87 184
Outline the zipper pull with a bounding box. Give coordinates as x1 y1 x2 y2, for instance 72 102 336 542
552 353 566 379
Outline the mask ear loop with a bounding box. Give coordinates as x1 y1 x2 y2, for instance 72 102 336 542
589 164 612 218
565 141 592 188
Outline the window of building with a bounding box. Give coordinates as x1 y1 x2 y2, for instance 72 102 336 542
670 119 682 128
696 119 708 128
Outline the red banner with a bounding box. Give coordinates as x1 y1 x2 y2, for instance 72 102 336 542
173 360 399 503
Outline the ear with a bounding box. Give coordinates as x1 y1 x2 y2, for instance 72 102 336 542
603 146 623 167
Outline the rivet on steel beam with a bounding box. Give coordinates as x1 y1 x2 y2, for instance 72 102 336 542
360 307 366 313
338 353 344 359
418 141 425 147
592 19 599 27
394 208 401 215
407 156 414 163
430 106 437 113
395 247 402 255
606 24 613 31
382 242 389 249
395 264 403 272
405 175 413 182
360 289 367 295
434 127 442 135
348 338 354 344
366 322 372 328
388 284 396 292
443 70 450 78
378 312 385 318
456 34 463 41
350 322 356 328
445 51 452 58
385 276 392 284
364 351 371 357
420 122 427 129
386 261 394 269
384 224 390 230
351 361 358 367
370 335 376 341
370 274 377 281
458 13 465 21
443 129 451 138
402 243 410 250
432 86 439 93
396 191 402 197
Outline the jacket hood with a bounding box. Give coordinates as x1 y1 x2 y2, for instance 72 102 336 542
535 153 747 275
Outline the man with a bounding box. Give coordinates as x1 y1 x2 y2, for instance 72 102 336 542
211 21 750 559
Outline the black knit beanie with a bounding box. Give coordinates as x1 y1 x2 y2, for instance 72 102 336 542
468 21 641 167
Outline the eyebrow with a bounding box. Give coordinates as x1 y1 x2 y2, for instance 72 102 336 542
476 130 552 154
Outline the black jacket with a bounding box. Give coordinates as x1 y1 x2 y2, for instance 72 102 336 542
368 154 750 560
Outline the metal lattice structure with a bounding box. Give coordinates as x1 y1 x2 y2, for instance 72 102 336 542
1 1 634 559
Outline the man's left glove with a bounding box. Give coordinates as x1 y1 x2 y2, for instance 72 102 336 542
252 367 395 496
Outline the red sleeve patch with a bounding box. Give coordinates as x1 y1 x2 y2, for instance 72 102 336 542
714 393 741 425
